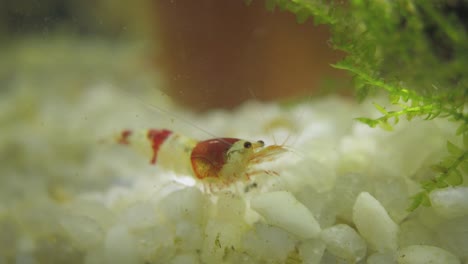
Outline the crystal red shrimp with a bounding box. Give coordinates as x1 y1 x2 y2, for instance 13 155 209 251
115 129 287 188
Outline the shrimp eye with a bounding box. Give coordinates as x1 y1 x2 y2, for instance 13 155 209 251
244 141 252 148
257 140 264 146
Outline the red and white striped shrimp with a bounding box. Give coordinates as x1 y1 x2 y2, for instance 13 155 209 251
115 129 288 189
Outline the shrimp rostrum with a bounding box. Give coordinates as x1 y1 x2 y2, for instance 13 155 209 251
116 129 288 189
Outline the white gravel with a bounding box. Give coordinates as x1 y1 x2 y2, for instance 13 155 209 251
1 39 466 264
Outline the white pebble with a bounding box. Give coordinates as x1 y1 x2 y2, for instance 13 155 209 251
320 224 366 262
159 187 207 223
215 193 246 221
250 191 321 239
66 200 115 228
104 225 139 264
201 219 248 263
434 216 468 259
134 225 175 262
352 192 398 252
14 253 37 264
199 193 248 264
16 235 36 253
60 214 104 250
332 173 371 223
416 207 444 229
397 245 460 264
118 202 157 229
298 239 326 264
367 252 396 264
287 159 337 193
430 187 468 218
398 219 435 248
170 253 199 264
84 249 105 264
373 178 411 223
174 221 204 252
242 223 295 262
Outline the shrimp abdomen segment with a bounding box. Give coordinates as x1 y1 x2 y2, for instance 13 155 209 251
116 129 196 175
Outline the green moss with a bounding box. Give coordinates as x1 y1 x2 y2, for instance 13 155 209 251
259 0 467 211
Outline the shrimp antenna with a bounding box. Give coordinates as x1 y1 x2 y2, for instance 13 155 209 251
289 92 314 148
136 96 219 139
128 89 233 146
247 87 277 145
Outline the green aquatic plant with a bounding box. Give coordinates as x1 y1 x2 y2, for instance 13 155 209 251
256 0 468 210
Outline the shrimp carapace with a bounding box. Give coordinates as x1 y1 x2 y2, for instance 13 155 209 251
116 129 287 188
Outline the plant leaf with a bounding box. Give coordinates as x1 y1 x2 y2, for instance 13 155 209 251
373 102 388 114
390 94 400 104
446 170 463 186
456 123 466 135
447 141 463 156
296 8 310 24
355 117 379 128
378 120 394 131
408 193 424 211
430 164 447 173
421 192 432 207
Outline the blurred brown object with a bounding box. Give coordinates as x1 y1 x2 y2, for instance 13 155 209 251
153 0 348 111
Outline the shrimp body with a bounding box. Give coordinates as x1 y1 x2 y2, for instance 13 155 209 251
116 129 287 186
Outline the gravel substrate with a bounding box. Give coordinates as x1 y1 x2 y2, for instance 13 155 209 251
1 39 466 264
